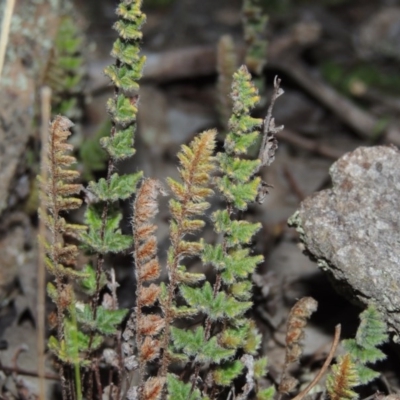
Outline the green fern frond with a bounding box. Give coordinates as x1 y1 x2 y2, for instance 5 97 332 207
44 16 85 120
214 361 244 386
171 327 234 363
166 374 202 400
80 0 145 322
354 305 388 349
242 0 268 96
342 305 388 385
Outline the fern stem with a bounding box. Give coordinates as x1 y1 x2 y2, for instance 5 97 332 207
38 86 52 400
133 219 146 390
86 124 116 388
190 205 231 393
70 304 83 400
92 127 116 318
94 359 103 400
160 184 194 377
134 290 147 397
48 119 68 400
159 219 186 377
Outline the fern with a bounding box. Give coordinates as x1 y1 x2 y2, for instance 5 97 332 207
131 178 165 396
279 297 318 394
44 15 85 121
37 1 285 398
160 129 217 380
327 305 388 400
79 0 144 346
343 305 388 385
326 354 359 400
166 67 274 396
77 0 146 397
39 116 87 398
242 0 268 93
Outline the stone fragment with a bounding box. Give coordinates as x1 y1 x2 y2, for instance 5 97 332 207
289 146 400 340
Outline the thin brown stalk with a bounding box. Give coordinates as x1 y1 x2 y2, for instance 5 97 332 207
279 128 343 160
94 359 103 398
190 202 232 394
160 207 194 375
87 127 115 390
283 167 305 201
109 268 124 400
48 117 71 400
38 86 52 400
0 364 59 380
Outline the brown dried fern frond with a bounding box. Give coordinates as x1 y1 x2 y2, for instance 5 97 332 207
39 115 85 283
132 178 165 389
38 115 85 397
279 297 318 394
41 116 82 216
142 376 165 400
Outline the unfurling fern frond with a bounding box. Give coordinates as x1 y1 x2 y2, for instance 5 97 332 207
326 354 359 400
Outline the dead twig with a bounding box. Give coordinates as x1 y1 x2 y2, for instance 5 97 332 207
0 364 60 381
279 128 343 160
258 76 284 168
269 57 400 146
291 324 341 400
283 167 306 201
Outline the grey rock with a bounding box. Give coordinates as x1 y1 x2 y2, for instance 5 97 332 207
0 0 67 215
289 145 400 340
